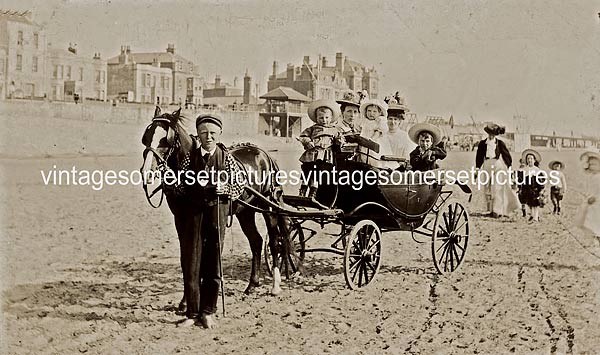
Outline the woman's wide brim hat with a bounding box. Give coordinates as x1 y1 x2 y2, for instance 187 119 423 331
408 122 442 145
521 148 541 163
483 123 506 135
548 160 564 169
359 99 388 118
580 150 600 163
336 91 361 108
307 99 341 123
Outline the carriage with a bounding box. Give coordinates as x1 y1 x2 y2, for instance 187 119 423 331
141 108 471 293
241 138 471 290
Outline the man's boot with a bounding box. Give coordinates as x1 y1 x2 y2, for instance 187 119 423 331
299 185 308 197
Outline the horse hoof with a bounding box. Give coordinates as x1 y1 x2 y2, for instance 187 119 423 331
176 300 187 315
244 284 259 295
271 286 282 296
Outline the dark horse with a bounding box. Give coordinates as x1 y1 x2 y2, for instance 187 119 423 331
141 107 291 299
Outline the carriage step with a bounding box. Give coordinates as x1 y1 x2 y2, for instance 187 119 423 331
282 195 329 210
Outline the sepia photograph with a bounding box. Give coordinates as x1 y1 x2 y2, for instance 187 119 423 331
1 0 599 353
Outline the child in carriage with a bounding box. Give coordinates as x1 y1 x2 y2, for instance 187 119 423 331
356 99 391 167
297 99 343 198
548 160 567 215
408 123 447 172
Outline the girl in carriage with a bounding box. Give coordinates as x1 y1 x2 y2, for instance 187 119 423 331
297 99 343 198
516 149 547 222
548 159 567 215
407 123 447 171
356 99 391 167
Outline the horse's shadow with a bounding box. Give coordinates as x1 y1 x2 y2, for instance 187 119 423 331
2 255 272 326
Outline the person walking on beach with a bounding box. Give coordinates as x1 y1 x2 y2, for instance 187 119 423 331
548 160 567 215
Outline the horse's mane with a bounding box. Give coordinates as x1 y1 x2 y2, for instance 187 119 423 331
228 142 259 150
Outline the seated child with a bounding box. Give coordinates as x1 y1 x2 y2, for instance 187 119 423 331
408 123 447 171
548 160 567 215
298 99 343 198
356 99 390 167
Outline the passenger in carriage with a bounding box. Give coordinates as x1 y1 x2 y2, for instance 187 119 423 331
408 123 447 172
336 91 361 134
384 101 417 170
356 99 391 167
297 99 343 198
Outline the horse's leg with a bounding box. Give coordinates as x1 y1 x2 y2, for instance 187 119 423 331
263 213 283 296
236 208 263 295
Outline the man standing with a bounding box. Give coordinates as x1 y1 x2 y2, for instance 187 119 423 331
178 114 244 329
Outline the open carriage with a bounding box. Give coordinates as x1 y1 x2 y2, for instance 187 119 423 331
244 138 471 290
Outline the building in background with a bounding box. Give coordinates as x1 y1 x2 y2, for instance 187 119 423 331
107 46 172 104
107 44 202 106
202 70 259 108
0 9 47 99
267 52 379 100
47 44 107 102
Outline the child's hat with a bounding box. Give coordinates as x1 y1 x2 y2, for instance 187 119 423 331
521 148 541 163
307 99 341 123
359 99 388 118
548 160 564 169
408 122 442 145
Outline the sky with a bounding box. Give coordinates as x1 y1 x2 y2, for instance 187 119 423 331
6 0 600 136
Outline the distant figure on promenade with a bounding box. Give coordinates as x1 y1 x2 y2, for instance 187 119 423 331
475 123 520 218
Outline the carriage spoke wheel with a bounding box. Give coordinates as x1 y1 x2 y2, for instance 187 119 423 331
344 220 382 290
432 201 469 274
264 222 305 278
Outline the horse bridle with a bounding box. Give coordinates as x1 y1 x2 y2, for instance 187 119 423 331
142 117 179 208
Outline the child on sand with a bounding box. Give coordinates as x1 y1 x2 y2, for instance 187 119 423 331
548 160 567 215
517 149 547 222
575 151 600 242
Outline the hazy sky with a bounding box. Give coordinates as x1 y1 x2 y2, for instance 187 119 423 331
7 0 600 136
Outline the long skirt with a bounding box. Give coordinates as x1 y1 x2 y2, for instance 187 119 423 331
480 158 520 215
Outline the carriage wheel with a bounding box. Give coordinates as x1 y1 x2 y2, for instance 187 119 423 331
432 201 469 274
344 220 382 290
264 222 305 278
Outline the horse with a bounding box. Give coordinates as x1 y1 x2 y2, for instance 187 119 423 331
140 107 293 303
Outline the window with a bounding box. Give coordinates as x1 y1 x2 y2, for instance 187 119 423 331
66 66 71 79
101 71 106 84
33 33 38 48
79 68 84 81
53 65 58 78
32 57 38 72
58 65 63 79
16 55 22 71
96 70 101 83
17 31 23 45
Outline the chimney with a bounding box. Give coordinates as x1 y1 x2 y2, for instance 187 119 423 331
166 43 175 54
336 52 344 72
243 69 252 105
233 76 239 88
93 53 101 60
126 45 131 54
119 45 129 64
215 75 221 87
322 56 327 68
272 61 279 76
286 64 295 80
152 58 159 67
303 55 310 65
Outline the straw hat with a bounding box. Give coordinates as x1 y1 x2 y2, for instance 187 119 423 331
580 150 600 163
336 91 360 109
360 99 388 118
387 103 409 118
521 148 541 163
548 160 564 170
307 99 341 123
483 123 506 135
408 122 442 145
